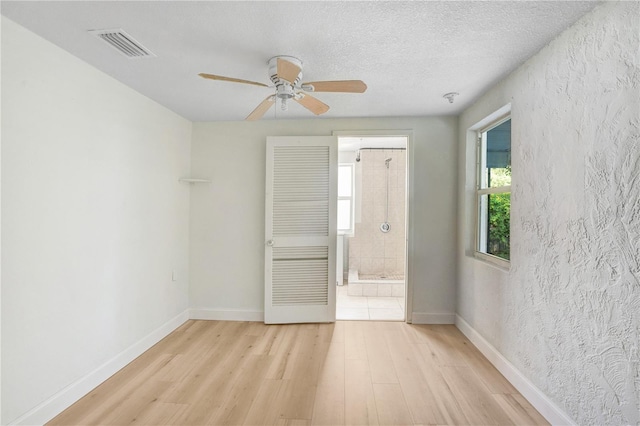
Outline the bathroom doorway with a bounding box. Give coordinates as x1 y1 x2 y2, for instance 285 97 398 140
335 135 409 320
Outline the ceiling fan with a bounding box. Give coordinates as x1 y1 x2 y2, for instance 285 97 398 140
199 56 367 120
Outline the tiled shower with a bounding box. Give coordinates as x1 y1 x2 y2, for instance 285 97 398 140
347 148 406 297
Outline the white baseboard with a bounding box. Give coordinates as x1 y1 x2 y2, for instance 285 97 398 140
455 315 576 426
190 308 264 322
11 310 190 426
411 312 456 324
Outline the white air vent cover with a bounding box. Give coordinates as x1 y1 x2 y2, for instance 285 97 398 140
88 29 155 58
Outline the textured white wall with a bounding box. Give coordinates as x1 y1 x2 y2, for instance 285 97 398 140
1 17 192 424
457 2 639 424
189 117 457 320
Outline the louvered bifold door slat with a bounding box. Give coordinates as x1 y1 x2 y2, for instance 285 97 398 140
272 259 328 305
272 247 329 306
273 146 329 236
265 137 337 324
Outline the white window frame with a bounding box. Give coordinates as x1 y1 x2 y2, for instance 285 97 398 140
475 114 511 269
337 163 355 236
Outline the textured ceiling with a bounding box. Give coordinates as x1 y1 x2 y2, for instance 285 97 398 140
1 1 598 122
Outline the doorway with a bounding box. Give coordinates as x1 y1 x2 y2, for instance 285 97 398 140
335 135 409 320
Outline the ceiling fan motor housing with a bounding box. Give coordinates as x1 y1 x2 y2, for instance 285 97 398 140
276 84 295 100
268 55 303 92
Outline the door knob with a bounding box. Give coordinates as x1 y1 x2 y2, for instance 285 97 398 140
266 239 274 246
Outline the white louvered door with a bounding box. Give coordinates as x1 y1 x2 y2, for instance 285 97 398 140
265 136 337 324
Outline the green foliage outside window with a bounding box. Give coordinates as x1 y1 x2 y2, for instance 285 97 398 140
487 167 510 260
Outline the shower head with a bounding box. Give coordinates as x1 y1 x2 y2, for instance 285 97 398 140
385 157 392 168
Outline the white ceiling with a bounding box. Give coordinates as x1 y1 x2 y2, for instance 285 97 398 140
1 1 598 122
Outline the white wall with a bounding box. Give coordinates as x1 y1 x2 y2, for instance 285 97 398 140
189 117 457 322
457 2 639 425
1 17 192 424
0 14 3 425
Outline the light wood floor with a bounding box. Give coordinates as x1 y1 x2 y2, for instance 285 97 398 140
49 320 548 426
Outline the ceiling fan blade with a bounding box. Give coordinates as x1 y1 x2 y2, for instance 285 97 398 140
295 93 330 115
277 58 301 84
302 80 367 93
246 96 275 121
199 73 269 88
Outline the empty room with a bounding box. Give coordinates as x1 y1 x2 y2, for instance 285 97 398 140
1 1 638 425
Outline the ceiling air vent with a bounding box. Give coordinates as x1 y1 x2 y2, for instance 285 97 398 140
88 29 155 58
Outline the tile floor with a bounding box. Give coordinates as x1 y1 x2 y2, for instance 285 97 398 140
336 284 405 320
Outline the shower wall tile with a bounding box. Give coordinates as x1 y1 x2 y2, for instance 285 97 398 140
361 190 373 204
384 242 397 258
398 169 406 183
349 257 360 271
347 283 363 296
372 232 384 247
361 243 374 258
348 148 407 277
378 284 392 297
372 173 386 188
373 187 386 206
360 257 373 272
384 258 396 272
363 285 378 297
390 191 403 207
389 206 403 222
373 207 385 222
372 257 385 272
349 243 360 258
392 284 405 297
389 171 398 185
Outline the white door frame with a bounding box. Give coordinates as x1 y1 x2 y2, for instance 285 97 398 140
333 130 414 323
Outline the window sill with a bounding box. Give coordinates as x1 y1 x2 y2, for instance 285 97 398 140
473 251 511 272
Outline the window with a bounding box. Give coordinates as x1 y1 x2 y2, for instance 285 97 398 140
337 163 354 234
477 117 511 263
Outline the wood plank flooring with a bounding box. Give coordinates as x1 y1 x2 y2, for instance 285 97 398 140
48 320 549 426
